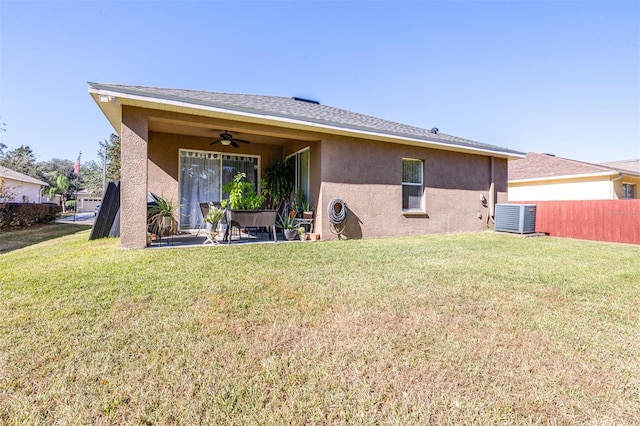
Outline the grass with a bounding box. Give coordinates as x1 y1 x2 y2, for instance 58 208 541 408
0 223 92 253
0 228 639 424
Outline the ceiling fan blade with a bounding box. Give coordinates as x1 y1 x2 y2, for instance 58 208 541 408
210 140 220 145
233 138 250 144
231 141 239 148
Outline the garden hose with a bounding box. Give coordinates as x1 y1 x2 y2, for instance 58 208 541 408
327 197 348 235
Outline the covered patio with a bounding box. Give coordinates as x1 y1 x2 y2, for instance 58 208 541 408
89 83 321 249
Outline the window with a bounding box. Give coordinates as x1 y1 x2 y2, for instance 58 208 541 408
178 149 259 229
402 158 423 211
622 183 636 199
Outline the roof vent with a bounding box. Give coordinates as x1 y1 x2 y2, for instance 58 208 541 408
430 127 439 134
292 96 320 105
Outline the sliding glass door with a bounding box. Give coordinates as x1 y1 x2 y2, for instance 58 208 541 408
179 149 259 229
287 148 310 204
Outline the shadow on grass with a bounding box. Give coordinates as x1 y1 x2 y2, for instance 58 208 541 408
0 223 92 254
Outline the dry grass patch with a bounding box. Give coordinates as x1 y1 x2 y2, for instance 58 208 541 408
0 231 639 424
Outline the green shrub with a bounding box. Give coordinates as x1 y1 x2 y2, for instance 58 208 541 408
0 203 61 230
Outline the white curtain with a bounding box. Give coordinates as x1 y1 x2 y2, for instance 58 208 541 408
179 151 259 229
179 151 221 229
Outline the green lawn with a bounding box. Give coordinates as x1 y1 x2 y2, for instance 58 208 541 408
1 227 639 424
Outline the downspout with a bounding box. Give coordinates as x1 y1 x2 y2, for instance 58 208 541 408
487 157 495 225
610 172 623 199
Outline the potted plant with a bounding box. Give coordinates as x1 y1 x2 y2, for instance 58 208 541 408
262 159 294 211
147 194 178 237
298 226 307 241
205 205 224 233
277 212 298 240
222 172 266 210
300 200 313 219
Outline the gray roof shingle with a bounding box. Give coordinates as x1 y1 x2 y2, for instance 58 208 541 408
599 159 640 173
0 165 49 186
89 82 523 156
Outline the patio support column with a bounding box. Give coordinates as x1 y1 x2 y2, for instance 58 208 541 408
120 106 149 249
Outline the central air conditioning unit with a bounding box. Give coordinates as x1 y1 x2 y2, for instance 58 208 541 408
494 204 537 234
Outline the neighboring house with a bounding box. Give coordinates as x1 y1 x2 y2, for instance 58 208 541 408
0 165 49 203
508 152 640 201
89 82 524 249
75 190 101 213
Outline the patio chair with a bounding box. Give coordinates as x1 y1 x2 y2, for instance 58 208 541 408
195 202 210 237
222 208 243 243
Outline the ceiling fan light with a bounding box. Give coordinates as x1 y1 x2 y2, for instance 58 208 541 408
221 139 231 146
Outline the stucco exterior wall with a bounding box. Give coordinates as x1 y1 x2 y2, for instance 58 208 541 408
120 107 149 249
614 175 640 199
317 137 502 240
509 178 614 201
0 178 44 203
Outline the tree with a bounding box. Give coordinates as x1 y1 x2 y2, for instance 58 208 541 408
80 160 103 196
49 174 70 213
98 133 121 182
0 145 39 177
38 158 74 187
0 177 16 201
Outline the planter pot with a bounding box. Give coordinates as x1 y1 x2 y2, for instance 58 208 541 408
303 211 313 219
160 215 173 228
205 221 217 233
299 233 307 241
159 215 173 236
283 229 298 241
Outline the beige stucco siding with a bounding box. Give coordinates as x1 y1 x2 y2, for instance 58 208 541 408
0 178 45 203
507 175 637 201
120 106 149 249
119 107 510 247
318 137 503 240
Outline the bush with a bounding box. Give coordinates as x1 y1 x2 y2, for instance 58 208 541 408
0 203 62 230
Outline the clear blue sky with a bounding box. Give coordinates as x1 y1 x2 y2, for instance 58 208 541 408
1 1 638 165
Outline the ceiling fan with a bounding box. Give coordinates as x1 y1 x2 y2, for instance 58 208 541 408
209 131 251 148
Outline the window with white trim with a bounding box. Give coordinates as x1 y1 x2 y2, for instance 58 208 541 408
622 183 636 199
402 158 423 211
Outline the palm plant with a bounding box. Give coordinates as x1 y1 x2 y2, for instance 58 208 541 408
147 194 178 236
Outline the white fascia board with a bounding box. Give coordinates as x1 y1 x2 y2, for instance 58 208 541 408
88 86 523 159
509 171 619 184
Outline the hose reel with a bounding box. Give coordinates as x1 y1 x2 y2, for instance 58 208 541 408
327 197 348 235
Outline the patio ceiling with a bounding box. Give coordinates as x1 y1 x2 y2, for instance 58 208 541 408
148 117 314 146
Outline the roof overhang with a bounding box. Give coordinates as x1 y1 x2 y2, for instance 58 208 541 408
89 83 524 160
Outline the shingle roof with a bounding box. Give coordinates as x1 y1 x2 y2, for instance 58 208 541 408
0 165 49 186
509 152 640 181
599 159 640 173
89 82 523 157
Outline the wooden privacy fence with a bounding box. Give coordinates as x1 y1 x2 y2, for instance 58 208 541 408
514 200 640 245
